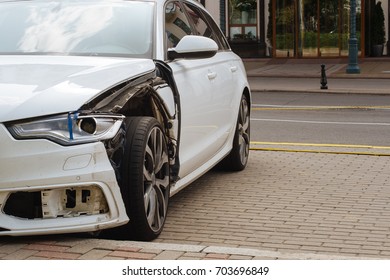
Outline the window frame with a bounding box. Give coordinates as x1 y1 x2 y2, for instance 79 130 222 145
163 0 230 58
180 1 230 51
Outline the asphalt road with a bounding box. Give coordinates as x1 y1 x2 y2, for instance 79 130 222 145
250 92 390 146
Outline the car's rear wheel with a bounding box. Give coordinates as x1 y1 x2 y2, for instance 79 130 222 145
107 117 170 241
220 94 250 171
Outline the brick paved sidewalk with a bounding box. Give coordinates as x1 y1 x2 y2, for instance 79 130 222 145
1 150 389 260
157 150 390 259
0 236 372 260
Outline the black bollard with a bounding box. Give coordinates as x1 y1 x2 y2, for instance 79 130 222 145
320 64 328 90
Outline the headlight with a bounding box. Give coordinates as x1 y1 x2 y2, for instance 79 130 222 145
7 113 124 145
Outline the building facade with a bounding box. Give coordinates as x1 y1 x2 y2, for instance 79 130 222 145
200 0 389 58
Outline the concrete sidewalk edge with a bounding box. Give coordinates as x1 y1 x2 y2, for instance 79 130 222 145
1 236 381 260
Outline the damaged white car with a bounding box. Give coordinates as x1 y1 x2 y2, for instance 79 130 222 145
0 0 251 240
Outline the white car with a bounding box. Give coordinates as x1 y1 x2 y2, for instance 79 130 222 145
0 0 251 240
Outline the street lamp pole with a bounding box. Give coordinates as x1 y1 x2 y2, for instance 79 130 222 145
346 0 361 74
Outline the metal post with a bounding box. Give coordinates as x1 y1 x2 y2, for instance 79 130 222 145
320 64 328 90
346 0 361 74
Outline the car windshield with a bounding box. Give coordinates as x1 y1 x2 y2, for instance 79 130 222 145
0 1 154 58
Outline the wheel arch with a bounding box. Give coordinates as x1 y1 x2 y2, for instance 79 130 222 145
243 86 252 111
79 64 181 182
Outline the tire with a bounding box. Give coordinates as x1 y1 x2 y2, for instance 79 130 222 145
219 94 250 171
107 117 170 241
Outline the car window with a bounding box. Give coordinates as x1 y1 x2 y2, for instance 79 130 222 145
165 1 193 48
181 2 229 51
0 1 154 58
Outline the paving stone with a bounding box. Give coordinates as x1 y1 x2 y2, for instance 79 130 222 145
228 255 254 260
0 243 28 254
203 253 230 259
101 256 126 260
182 252 207 258
1 249 38 260
26 256 50 260
139 248 163 254
25 244 70 252
178 256 203 260
34 251 82 259
153 250 184 260
66 243 102 254
108 251 156 260
78 249 112 260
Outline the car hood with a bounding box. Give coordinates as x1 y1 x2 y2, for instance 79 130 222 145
0 55 156 122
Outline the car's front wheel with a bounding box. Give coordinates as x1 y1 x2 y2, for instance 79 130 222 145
108 117 170 241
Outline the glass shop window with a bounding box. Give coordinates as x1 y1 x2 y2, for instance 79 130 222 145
228 0 258 41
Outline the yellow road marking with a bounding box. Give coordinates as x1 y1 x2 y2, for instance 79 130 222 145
250 147 390 156
252 106 390 111
250 141 390 150
250 142 390 156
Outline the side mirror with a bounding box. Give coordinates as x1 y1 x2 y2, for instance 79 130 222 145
168 35 218 60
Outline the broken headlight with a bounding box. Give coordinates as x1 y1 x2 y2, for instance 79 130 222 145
7 113 124 145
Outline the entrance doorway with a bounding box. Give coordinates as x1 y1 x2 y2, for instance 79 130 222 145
273 0 363 58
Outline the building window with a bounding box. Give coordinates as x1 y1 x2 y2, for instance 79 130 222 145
228 0 258 41
273 0 362 58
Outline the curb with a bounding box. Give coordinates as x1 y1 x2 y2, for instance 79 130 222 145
249 88 390 95
247 78 390 95
247 73 390 79
1 236 382 260
99 240 373 259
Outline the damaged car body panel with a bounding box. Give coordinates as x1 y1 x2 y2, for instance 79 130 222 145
0 56 157 123
0 125 129 234
0 60 180 235
80 61 181 183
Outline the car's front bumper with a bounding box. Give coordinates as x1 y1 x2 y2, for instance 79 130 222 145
0 124 128 236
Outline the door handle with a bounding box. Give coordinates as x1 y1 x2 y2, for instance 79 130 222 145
230 66 238 73
207 72 217 80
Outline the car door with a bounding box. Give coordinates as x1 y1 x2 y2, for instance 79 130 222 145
165 1 238 178
181 2 240 132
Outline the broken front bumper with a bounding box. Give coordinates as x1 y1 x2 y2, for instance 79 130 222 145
0 124 128 236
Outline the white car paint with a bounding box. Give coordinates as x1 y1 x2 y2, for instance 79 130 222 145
0 56 155 122
171 52 238 178
168 51 248 195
